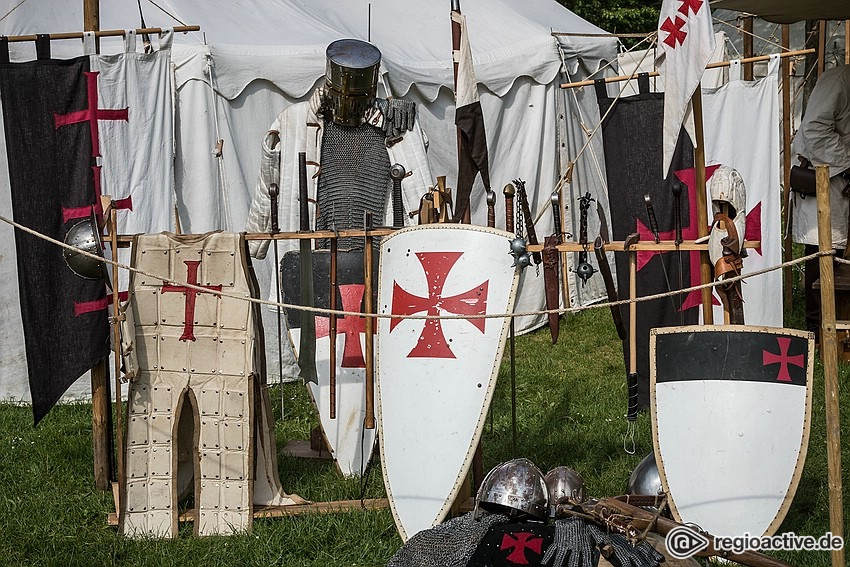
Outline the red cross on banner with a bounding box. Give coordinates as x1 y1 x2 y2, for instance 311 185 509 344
54 71 131 223
678 0 704 16
390 251 488 359
160 260 223 341
315 284 373 368
500 532 543 565
661 16 688 48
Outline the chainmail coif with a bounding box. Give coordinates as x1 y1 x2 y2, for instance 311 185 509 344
386 512 509 567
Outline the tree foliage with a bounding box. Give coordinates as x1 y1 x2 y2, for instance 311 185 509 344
558 0 661 37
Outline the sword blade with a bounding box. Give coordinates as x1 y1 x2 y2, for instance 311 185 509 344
297 152 317 383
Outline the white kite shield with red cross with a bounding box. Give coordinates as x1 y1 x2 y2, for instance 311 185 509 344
376 224 519 541
651 325 814 539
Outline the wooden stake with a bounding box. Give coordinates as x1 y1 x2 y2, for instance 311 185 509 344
107 202 125 508
818 21 826 78
782 25 793 310
691 86 713 324
815 164 845 567
363 215 375 430
742 17 754 81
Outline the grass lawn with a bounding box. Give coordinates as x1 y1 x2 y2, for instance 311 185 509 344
0 281 847 566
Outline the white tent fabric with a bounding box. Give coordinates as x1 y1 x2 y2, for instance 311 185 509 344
0 1 617 402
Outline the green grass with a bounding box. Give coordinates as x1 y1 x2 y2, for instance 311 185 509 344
0 280 848 566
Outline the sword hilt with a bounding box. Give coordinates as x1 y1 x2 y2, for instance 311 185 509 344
672 182 683 246
486 189 496 229
503 183 515 234
390 163 406 228
268 183 280 235
644 194 660 244
298 152 309 232
550 191 562 242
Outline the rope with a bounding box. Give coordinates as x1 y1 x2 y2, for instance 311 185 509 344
0 212 834 322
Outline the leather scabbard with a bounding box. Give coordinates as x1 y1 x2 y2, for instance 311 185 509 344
542 235 560 344
594 236 627 341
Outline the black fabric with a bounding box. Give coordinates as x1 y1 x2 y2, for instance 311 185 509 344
467 523 554 567
596 91 699 410
454 100 491 222
0 38 9 64
656 329 809 387
35 35 50 60
0 56 110 424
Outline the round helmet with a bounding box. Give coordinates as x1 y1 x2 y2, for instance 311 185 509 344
63 211 106 280
544 466 587 518
475 458 548 521
626 452 663 497
708 165 746 218
323 38 381 127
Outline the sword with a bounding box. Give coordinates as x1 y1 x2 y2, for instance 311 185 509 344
503 182 517 455
297 152 318 384
328 234 338 419
486 188 496 229
363 212 376 430
624 231 640 454
594 202 627 341
268 182 286 417
644 194 678 316
672 181 685 321
542 191 562 344
503 182 515 233
390 163 406 228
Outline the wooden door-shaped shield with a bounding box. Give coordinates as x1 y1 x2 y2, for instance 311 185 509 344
282 250 379 477
377 225 519 541
651 325 813 538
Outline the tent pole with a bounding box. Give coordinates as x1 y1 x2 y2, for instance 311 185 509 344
691 86 712 324
742 16 754 81
818 21 826 77
83 0 112 493
782 25 793 311
815 164 845 567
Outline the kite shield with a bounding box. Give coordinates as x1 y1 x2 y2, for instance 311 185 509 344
377 225 519 541
282 249 379 478
651 325 814 538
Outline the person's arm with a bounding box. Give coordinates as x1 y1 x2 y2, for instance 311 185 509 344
799 73 850 177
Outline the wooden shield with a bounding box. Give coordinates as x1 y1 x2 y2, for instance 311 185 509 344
282 249 379 477
377 225 519 541
651 325 813 538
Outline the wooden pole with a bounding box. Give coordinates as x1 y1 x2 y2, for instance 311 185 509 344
782 25 794 310
363 215 375 430
742 16 754 81
83 0 111 493
560 49 815 89
107 202 124 506
814 164 845 567
691 86 713 324
818 21 826 77
846 21 849 65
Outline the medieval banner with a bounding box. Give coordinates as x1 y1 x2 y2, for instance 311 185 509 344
596 86 699 411
651 325 813 538
0 56 111 424
377 224 518 541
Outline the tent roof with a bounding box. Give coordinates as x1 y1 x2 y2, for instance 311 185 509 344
711 0 850 24
1 0 617 100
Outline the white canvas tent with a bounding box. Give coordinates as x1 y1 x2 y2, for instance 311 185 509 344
0 0 617 403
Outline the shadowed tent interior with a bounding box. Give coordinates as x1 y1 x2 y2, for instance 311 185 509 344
711 0 850 23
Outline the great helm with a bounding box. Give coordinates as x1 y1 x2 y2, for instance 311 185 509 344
63 209 107 281
474 458 549 521
626 452 663 497
323 38 381 127
544 466 587 518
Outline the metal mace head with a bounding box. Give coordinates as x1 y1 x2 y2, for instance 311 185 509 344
509 237 532 269
576 261 596 284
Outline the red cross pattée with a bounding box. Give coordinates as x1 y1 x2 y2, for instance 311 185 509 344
677 0 703 16
763 337 804 382
661 15 688 48
315 284 373 368
160 260 223 341
500 532 543 565
54 71 130 223
390 251 488 359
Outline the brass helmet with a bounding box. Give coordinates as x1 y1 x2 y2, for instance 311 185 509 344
626 452 663 497
63 209 107 281
322 38 381 127
474 458 549 521
544 466 587 518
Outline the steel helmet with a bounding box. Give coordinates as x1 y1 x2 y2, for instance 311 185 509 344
626 452 663 497
544 466 587 518
474 458 549 521
322 38 381 127
63 210 107 281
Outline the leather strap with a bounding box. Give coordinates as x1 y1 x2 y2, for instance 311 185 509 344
542 235 560 344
